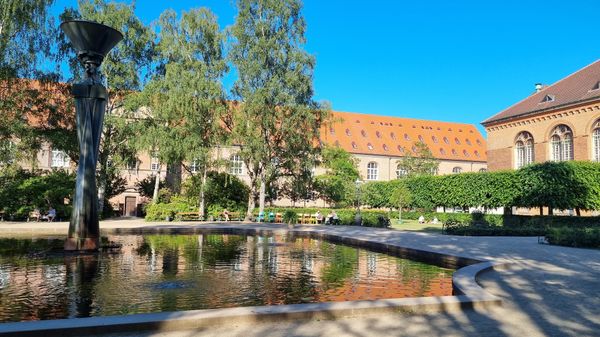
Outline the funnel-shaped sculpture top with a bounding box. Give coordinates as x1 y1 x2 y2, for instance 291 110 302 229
60 20 123 66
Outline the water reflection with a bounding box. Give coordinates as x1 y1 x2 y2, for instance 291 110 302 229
0 234 453 322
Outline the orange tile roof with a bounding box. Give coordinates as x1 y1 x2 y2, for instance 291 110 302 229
483 59 600 125
321 111 487 162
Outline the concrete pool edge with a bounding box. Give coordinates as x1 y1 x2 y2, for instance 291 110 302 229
0 224 507 337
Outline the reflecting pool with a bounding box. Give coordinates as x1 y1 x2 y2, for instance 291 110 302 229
0 234 453 322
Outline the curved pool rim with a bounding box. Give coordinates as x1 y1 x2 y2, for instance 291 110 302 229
0 224 508 337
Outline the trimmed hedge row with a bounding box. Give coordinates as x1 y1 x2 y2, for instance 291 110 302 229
545 227 600 248
362 161 600 213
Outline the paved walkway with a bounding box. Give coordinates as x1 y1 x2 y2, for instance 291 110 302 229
1 220 599 337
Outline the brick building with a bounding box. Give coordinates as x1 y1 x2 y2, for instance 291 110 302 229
483 59 600 170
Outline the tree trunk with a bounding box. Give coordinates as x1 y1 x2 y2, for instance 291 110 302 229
152 168 161 204
258 172 266 215
166 162 182 194
548 207 553 216
575 207 581 216
198 168 207 220
245 185 256 221
97 177 106 217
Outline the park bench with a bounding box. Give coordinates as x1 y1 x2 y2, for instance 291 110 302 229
218 211 243 221
175 212 203 221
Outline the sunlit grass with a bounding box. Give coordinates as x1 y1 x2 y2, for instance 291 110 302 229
389 219 444 233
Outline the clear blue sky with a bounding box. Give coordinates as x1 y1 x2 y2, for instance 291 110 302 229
51 0 600 136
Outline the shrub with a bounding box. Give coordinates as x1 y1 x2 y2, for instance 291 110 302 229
145 201 194 221
545 227 600 248
282 210 298 224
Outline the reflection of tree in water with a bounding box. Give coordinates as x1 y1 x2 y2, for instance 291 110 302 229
394 258 453 296
0 238 72 321
319 242 359 289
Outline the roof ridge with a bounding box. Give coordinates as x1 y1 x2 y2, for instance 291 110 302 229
332 110 478 127
482 59 600 125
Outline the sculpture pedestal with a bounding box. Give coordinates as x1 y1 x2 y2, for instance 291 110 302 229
64 237 100 251
64 83 106 252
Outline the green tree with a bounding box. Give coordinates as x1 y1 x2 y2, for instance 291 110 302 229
389 181 412 222
57 0 154 213
0 0 61 165
135 8 227 217
315 146 359 207
396 141 439 177
230 0 328 219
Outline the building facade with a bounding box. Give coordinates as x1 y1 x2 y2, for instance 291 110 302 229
483 60 600 171
21 109 488 216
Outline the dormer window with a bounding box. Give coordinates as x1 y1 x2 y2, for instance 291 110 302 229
591 81 600 91
540 94 555 103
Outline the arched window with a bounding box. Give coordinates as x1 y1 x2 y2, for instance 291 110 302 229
352 141 358 149
230 154 243 175
432 136 438 143
367 143 373 150
345 128 351 136
443 137 449 144
452 167 462 174
396 165 407 179
361 130 367 137
367 162 378 180
593 120 600 162
455 137 461 145
440 148 446 155
404 133 410 141
515 131 534 168
550 125 573 161
390 132 396 140
382 144 389 151
418 135 424 142
375 131 381 138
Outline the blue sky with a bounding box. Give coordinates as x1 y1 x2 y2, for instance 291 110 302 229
51 0 600 135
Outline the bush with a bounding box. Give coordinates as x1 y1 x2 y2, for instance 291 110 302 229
282 210 298 224
145 200 195 221
545 227 600 248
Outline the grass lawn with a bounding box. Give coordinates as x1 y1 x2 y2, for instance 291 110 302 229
389 218 444 233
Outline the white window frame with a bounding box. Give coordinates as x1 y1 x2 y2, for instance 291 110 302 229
550 125 573 162
366 162 378 180
396 165 407 179
51 149 69 168
593 128 600 162
150 156 160 172
452 167 462 174
230 154 243 175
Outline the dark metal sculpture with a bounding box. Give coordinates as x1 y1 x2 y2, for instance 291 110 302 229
61 20 123 251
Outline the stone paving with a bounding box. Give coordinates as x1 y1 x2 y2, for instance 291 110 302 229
1 220 599 337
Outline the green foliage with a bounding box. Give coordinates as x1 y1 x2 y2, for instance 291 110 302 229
181 171 250 211
396 141 439 177
0 168 74 220
144 200 195 221
516 161 600 212
315 146 359 206
135 175 166 199
545 227 600 248
282 210 298 224
230 0 328 216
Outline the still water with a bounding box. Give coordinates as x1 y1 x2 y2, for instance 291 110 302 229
0 234 453 322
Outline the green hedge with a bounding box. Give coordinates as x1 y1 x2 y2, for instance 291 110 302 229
545 227 600 248
145 201 195 221
362 161 600 213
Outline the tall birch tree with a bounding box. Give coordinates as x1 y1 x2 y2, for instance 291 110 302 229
230 0 327 219
136 8 227 216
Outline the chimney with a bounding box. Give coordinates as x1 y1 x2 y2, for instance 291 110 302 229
535 83 543 92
